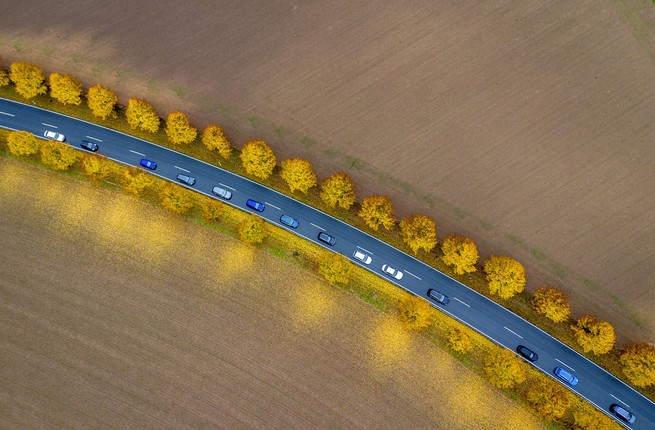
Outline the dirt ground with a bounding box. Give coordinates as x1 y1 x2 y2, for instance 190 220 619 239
0 1 653 345
0 158 546 429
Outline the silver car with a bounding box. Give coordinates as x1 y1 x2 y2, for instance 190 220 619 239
212 186 232 200
381 264 403 280
43 130 65 142
353 250 372 265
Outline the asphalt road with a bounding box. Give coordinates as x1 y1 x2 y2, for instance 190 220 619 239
1 97 653 429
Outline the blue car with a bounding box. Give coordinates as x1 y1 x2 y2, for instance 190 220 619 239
554 367 578 386
246 199 265 212
140 158 157 170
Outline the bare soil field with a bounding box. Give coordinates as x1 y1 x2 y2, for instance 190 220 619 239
0 158 545 429
0 0 653 344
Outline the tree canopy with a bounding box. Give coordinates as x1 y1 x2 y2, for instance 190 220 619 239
121 167 156 196
81 154 114 182
159 183 196 215
358 195 395 231
240 140 276 180
440 235 479 275
619 343 655 388
483 255 525 300
447 327 473 355
49 73 83 105
10 62 47 98
40 140 80 171
165 111 197 144
202 125 232 160
7 130 40 157
399 214 437 254
238 213 267 244
484 347 526 389
524 377 570 421
319 172 356 210
318 253 353 285
0 58 9 87
280 158 317 194
398 294 434 331
570 315 615 355
532 287 571 323
87 84 118 119
126 98 160 132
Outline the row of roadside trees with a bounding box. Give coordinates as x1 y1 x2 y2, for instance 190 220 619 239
1 59 653 410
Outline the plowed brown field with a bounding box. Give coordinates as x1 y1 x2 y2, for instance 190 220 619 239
0 0 653 344
0 158 545 429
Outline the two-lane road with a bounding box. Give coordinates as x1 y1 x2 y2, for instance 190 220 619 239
1 97 653 429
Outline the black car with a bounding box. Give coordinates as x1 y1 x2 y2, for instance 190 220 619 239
516 345 538 362
610 404 636 424
317 231 336 246
428 289 450 305
80 140 99 152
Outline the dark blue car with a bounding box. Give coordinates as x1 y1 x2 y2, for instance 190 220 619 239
140 158 157 170
246 199 265 212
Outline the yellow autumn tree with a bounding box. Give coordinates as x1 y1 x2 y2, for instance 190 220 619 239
80 154 115 181
126 98 160 132
572 402 616 430
320 172 356 210
87 84 118 119
399 215 437 254
441 235 479 275
532 287 571 323
280 158 317 194
398 294 434 331
238 213 267 244
0 58 9 86
9 62 47 98
570 315 615 355
159 183 195 215
49 73 83 105
40 140 80 170
484 347 527 389
202 125 232 160
524 377 570 421
358 195 395 231
165 111 197 144
447 327 473 355
200 197 224 223
7 130 40 157
240 140 276 180
121 167 156 196
619 343 655 388
318 253 353 285
484 255 525 300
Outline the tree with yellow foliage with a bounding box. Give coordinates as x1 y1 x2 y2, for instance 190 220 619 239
80 154 114 181
399 215 437 254
10 62 47 98
165 111 197 144
87 84 118 120
240 140 276 180
398 294 434 331
319 172 356 210
159 183 195 215
280 158 317 194
358 195 395 231
49 73 83 105
318 253 353 285
40 140 80 170
126 98 160 132
121 167 156 196
573 402 617 430
484 255 525 300
238 213 267 245
0 58 9 86
447 327 473 355
484 347 527 389
532 287 571 323
441 235 478 275
620 343 655 388
202 125 232 160
524 377 570 421
571 315 615 355
7 130 40 157
201 197 224 223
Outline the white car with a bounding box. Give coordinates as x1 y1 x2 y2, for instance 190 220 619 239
381 264 403 280
353 250 372 265
43 130 65 142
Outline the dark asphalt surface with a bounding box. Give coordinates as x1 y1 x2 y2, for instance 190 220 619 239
1 97 652 429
